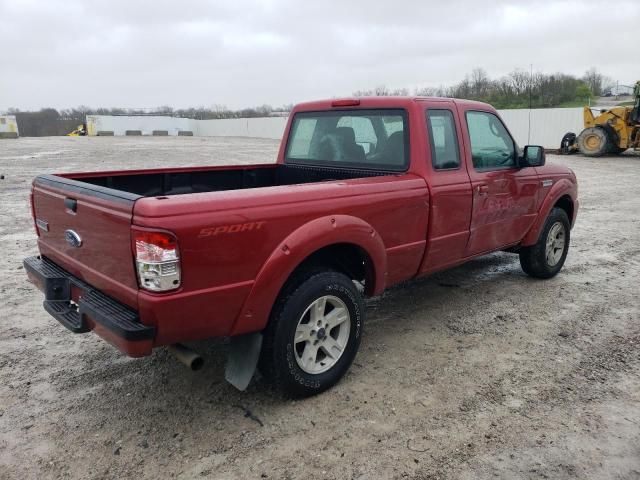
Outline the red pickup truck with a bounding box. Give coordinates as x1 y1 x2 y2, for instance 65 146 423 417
24 97 578 397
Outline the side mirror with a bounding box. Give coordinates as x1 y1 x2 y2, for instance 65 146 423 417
521 145 545 167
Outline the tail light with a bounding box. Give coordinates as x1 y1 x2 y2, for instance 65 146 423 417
133 230 181 292
331 98 361 107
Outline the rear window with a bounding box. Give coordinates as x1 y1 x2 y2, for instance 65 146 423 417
285 109 409 171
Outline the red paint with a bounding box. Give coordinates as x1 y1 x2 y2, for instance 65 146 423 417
27 97 578 356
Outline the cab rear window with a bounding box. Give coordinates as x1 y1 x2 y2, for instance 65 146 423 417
285 109 409 171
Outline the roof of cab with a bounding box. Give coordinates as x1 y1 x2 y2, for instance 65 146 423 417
292 96 494 112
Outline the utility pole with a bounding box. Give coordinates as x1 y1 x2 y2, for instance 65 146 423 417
528 63 532 144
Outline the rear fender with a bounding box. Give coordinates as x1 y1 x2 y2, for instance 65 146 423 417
230 215 387 335
522 179 576 246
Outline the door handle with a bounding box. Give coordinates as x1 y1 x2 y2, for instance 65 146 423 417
477 184 489 195
64 197 77 213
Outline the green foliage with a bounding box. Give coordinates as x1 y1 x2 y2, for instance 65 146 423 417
355 68 613 109
575 83 592 100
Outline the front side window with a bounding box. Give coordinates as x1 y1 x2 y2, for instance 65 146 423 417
466 111 515 169
426 109 460 170
285 109 409 171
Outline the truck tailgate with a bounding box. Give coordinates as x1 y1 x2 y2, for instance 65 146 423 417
31 175 141 309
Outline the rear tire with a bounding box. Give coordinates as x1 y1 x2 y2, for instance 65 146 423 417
560 132 576 154
577 127 608 157
519 208 570 279
259 270 364 398
609 145 627 154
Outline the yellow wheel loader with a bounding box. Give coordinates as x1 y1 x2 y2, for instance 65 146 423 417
561 81 640 156
66 123 87 136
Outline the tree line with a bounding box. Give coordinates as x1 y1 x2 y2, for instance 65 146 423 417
3 68 615 136
354 67 614 109
4 104 293 137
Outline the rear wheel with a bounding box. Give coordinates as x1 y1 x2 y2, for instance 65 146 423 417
577 127 608 157
259 270 364 398
560 132 577 154
519 208 570 279
608 145 627 154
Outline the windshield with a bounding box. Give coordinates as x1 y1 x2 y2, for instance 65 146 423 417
285 109 409 171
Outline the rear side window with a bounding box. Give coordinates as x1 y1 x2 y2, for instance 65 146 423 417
285 109 409 171
426 110 460 170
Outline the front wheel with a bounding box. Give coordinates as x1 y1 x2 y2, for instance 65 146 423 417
519 208 570 279
259 270 364 398
577 127 609 157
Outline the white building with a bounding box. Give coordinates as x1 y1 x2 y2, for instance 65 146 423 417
0 115 19 138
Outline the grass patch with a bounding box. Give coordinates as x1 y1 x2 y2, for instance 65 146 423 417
557 100 588 108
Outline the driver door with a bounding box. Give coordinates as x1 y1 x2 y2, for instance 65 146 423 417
463 110 539 256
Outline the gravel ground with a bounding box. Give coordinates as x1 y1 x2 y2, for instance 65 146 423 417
1 136 639 480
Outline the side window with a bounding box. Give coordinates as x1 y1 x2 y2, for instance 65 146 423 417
465 111 516 169
426 109 460 170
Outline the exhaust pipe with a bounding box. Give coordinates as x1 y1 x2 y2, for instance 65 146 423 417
167 343 204 371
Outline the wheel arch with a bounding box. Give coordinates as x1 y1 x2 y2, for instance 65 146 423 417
522 182 576 246
229 215 387 335
554 194 574 225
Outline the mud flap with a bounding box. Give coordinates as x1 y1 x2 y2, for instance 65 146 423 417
225 332 263 391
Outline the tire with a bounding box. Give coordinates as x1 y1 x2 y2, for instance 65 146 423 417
577 127 609 157
519 208 570 279
560 132 576 154
259 270 364 398
609 145 627 155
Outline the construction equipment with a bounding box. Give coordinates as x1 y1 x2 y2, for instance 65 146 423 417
561 81 640 156
66 124 87 136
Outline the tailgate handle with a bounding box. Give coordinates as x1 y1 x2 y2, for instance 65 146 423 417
64 197 77 213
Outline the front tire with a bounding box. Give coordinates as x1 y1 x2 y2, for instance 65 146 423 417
577 127 609 157
259 270 364 398
519 208 570 279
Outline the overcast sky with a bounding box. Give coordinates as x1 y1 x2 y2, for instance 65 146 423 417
1 0 638 111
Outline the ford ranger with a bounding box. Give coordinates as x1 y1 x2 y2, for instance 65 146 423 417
24 97 578 397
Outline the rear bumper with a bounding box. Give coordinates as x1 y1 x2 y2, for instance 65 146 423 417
23 256 155 357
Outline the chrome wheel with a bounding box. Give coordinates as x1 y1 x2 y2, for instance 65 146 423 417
545 222 566 266
294 295 350 374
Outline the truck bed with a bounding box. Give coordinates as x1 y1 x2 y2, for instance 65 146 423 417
58 164 388 197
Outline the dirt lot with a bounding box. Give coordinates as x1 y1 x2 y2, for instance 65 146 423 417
1 136 639 480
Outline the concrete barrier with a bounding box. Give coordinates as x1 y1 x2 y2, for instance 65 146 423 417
125 130 142 136
97 131 114 136
499 108 583 149
85 108 586 148
152 130 169 136
87 115 198 136
197 117 287 139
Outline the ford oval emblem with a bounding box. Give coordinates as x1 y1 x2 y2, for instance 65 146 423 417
64 229 83 248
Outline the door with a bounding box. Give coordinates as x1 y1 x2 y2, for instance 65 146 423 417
419 102 474 273
463 110 539 256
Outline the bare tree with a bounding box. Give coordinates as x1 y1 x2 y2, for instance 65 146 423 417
582 68 605 96
470 67 491 98
390 87 410 96
508 69 530 96
373 85 390 96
